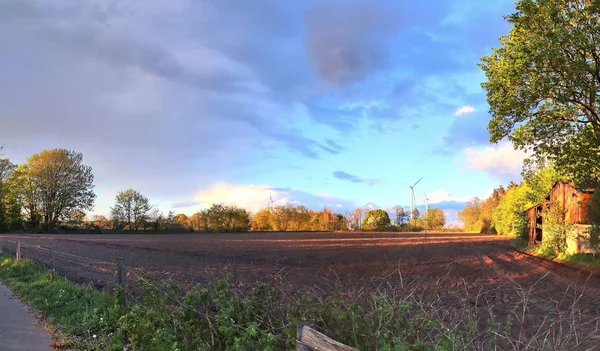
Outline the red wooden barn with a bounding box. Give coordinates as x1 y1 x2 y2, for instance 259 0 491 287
525 180 594 244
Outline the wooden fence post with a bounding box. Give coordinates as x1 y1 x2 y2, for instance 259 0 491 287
16 241 20 263
50 250 55 281
117 257 126 287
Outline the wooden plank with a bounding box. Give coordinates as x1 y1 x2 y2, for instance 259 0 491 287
296 324 310 351
299 326 357 351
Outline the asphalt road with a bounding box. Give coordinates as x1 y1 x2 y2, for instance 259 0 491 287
0 283 52 351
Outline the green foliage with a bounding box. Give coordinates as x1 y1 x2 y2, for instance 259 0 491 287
14 149 96 231
584 226 600 257
0 158 22 231
541 202 574 255
521 161 562 204
586 190 600 226
361 209 391 231
480 0 600 187
459 186 506 233
421 208 446 230
492 183 532 239
0 256 122 350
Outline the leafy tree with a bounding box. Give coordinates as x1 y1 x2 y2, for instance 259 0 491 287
175 214 192 231
111 189 151 231
251 209 272 231
11 164 40 229
421 208 446 230
89 215 111 231
361 209 391 231
492 183 532 239
23 149 95 230
0 158 21 230
459 186 507 233
522 160 562 203
480 0 600 187
458 198 483 232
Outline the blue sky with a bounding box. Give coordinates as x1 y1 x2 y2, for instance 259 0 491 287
0 0 529 222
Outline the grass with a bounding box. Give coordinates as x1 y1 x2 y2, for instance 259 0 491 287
0 254 123 350
1 253 599 350
510 238 600 270
558 253 600 268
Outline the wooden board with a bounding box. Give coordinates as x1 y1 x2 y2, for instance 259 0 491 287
297 325 357 351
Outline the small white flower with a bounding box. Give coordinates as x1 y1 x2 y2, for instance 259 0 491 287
93 334 97 339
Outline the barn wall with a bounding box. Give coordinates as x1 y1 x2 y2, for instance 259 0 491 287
547 181 590 224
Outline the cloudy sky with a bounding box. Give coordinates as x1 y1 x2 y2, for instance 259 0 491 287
0 0 526 220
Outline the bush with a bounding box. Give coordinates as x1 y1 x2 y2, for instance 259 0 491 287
541 202 573 256
361 209 391 231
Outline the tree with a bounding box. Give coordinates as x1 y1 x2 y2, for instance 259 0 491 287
11 164 40 229
458 198 483 232
251 209 272 231
361 209 391 231
110 189 151 231
393 206 409 227
23 149 95 230
421 208 446 230
492 183 533 239
480 0 600 187
0 158 21 230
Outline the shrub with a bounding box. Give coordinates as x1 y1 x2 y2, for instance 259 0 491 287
542 202 573 255
361 209 391 231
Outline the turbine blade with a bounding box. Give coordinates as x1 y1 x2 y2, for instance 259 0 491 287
412 176 424 187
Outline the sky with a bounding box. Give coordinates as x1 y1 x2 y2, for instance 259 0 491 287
0 0 529 223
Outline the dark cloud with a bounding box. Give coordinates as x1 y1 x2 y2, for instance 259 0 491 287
333 171 380 185
305 1 400 86
0 0 332 197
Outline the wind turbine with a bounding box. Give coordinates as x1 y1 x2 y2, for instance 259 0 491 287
266 194 275 210
423 191 430 215
409 177 424 220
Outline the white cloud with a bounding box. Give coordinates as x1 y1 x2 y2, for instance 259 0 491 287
455 105 475 116
464 142 529 178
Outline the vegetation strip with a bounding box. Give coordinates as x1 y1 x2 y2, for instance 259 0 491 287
509 245 600 275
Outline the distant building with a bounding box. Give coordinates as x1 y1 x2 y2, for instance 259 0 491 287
526 180 594 246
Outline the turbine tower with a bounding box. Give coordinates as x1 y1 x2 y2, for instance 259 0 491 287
266 194 275 211
424 191 430 214
409 177 424 220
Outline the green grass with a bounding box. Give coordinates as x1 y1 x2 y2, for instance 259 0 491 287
0 255 123 350
558 253 600 269
509 238 600 269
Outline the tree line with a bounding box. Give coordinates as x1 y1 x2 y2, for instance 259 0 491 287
0 148 446 233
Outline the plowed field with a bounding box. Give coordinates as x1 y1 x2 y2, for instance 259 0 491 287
1 232 599 344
